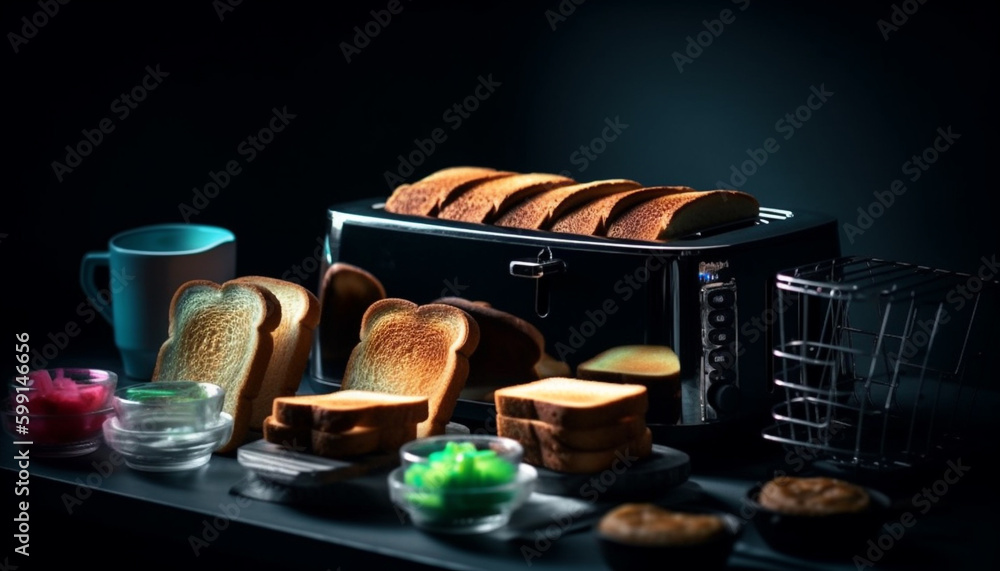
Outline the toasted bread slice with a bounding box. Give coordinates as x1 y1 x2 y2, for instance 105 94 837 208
533 352 572 379
271 390 428 432
518 427 654 474
318 262 387 367
262 415 418 458
493 377 648 430
494 179 642 230
496 414 647 451
433 297 544 389
231 276 321 432
437 172 576 223
152 280 281 453
605 190 760 241
341 298 480 437
577 345 681 383
384 166 516 217
550 186 694 236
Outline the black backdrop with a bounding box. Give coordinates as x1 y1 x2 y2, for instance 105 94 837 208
5 0 997 360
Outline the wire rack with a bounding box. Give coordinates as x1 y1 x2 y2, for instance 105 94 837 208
761 256 999 472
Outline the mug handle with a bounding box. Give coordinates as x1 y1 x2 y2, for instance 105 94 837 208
80 251 113 324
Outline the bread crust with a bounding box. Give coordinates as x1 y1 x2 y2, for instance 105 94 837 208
550 186 694 236
605 190 760 242
262 415 418 458
758 476 870 516
271 390 428 432
433 296 545 389
519 427 653 474
232 276 321 431
494 377 649 430
152 280 281 453
496 414 647 451
494 179 642 230
384 167 515 217
318 262 387 368
341 298 480 437
437 172 576 223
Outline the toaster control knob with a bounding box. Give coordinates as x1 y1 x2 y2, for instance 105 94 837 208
707 309 735 328
709 368 737 384
707 289 735 308
708 383 740 415
708 328 735 346
707 348 735 369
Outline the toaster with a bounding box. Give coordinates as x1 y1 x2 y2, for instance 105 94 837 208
310 198 841 446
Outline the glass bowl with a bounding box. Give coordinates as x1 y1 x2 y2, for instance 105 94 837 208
113 381 225 431
102 412 234 472
595 504 744 571
10 368 117 413
389 434 535 533
2 396 115 457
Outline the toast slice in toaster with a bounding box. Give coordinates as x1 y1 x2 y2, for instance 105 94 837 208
605 190 760 241
318 262 387 368
433 296 546 391
437 172 576 223
493 178 642 231
384 166 516 217
549 185 694 237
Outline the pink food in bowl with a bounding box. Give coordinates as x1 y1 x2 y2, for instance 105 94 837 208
25 369 114 414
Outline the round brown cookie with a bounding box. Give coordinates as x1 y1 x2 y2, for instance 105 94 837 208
758 476 870 516
597 503 726 546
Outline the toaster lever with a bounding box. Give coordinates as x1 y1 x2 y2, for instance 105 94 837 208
509 248 566 318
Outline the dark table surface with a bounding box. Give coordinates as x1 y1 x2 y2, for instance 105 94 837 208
4 356 999 571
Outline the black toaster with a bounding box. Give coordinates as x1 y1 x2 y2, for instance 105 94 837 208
310 198 841 447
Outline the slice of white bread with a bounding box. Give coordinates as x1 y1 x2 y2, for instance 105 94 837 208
549 186 695 236
318 262 387 367
152 280 281 453
605 190 760 241
493 377 648 430
437 172 577 223
496 414 647 451
271 390 428 432
433 297 545 390
493 179 642 231
518 426 654 474
340 298 480 437
384 166 516 217
231 276 321 432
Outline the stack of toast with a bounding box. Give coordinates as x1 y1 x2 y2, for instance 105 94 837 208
494 377 654 474
384 166 759 241
262 390 428 458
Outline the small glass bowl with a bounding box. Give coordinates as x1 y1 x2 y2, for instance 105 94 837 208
10 368 117 413
113 381 225 432
390 434 535 533
102 412 234 472
2 397 115 457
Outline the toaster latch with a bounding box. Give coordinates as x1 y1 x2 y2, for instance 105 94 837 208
509 248 567 318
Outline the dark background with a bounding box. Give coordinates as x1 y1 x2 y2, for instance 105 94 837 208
4 0 997 362
1 1 998 568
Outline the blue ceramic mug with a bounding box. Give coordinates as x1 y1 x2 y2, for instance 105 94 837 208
79 224 236 379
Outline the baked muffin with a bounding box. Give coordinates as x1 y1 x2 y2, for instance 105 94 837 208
595 503 740 570
758 476 870 516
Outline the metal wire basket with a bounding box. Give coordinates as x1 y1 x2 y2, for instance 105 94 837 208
761 256 999 473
